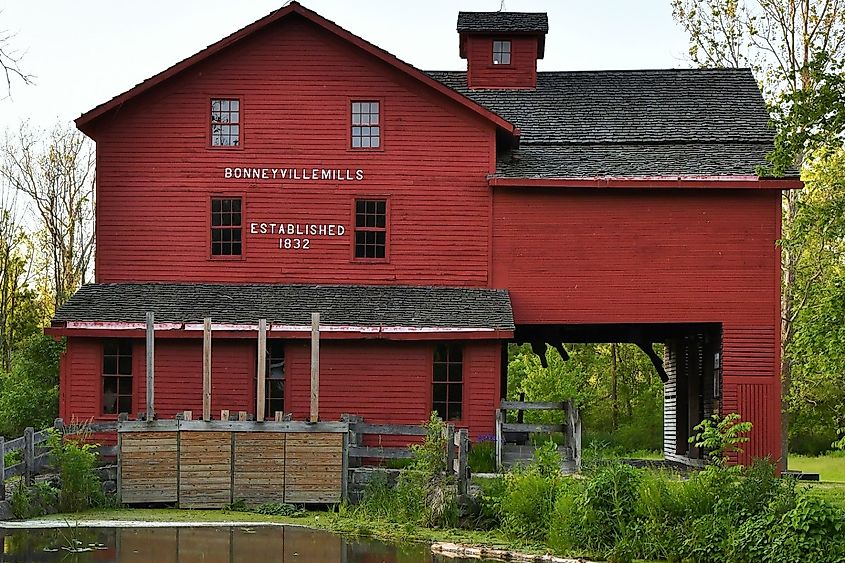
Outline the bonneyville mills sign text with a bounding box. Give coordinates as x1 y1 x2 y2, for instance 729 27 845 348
224 166 364 181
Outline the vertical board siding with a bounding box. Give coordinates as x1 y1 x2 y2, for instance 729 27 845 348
663 341 678 458
465 35 538 88
94 17 494 287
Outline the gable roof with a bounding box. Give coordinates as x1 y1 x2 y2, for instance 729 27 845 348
457 12 549 34
52 283 515 333
75 2 516 137
428 68 794 179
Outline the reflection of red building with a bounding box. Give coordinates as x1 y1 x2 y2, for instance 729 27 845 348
50 3 799 465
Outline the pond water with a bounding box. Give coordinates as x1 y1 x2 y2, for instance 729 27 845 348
0 525 499 562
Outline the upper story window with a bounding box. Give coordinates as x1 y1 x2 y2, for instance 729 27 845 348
211 98 240 147
259 341 285 420
493 40 511 65
211 197 242 256
102 340 132 415
354 199 387 259
351 101 380 148
433 344 463 421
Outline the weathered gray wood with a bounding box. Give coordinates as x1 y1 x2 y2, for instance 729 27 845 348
445 425 456 475
116 434 122 504
203 317 212 421
310 312 320 423
348 446 414 459
4 436 24 451
23 427 34 486
500 400 566 411
341 431 349 501
457 428 469 495
501 422 565 433
351 423 428 436
119 420 180 432
565 400 583 471
256 318 267 422
98 445 118 456
4 462 24 478
63 421 119 434
146 311 155 421
118 419 349 433
495 409 503 472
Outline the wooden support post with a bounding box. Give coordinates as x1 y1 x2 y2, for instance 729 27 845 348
203 317 212 421
495 408 503 472
238 411 247 422
310 312 320 423
23 427 34 486
445 424 456 475
0 436 5 500
183 410 192 421
256 319 267 422
458 428 469 495
220 410 230 421
146 311 155 421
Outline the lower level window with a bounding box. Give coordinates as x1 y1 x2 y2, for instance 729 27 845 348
433 344 463 421
264 341 285 419
102 340 132 415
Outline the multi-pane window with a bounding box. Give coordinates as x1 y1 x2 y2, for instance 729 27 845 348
211 197 242 256
354 199 386 259
493 40 511 65
433 344 463 421
102 340 132 415
211 98 240 147
265 341 285 419
351 101 380 148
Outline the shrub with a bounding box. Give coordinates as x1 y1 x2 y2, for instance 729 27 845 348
689 413 752 466
766 495 845 561
254 502 305 517
499 469 558 541
10 482 59 519
47 430 105 512
578 463 641 553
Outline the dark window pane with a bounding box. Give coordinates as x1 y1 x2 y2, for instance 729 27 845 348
118 396 132 414
231 242 242 255
449 347 463 364
374 244 385 259
434 345 446 363
118 356 132 375
447 403 461 421
449 383 462 404
103 377 118 394
118 376 132 394
433 383 447 402
433 403 447 421
433 362 447 382
103 356 117 374
104 341 118 356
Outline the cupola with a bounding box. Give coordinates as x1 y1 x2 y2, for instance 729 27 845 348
457 11 548 89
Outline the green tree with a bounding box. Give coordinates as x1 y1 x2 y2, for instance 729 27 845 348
0 334 63 437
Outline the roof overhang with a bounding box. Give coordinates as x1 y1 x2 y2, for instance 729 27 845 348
487 175 804 190
46 322 513 341
75 1 517 138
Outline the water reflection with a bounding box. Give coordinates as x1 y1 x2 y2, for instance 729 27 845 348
0 525 492 562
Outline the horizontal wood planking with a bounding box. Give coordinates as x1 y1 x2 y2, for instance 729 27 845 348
120 432 178 503
233 432 285 505
179 431 232 508
92 17 494 287
284 433 342 503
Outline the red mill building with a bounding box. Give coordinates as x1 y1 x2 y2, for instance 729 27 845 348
50 3 800 466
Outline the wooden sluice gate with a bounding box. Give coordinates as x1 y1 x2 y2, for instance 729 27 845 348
118 420 348 507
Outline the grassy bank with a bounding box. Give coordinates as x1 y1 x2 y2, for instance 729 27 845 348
790 452 845 482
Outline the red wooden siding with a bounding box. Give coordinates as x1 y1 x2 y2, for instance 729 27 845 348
59 337 502 438
92 16 495 287
465 35 539 89
286 340 501 438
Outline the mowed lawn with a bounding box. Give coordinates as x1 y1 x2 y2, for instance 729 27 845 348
790 453 845 482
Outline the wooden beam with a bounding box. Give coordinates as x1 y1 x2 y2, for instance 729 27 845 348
23 427 34 486
256 319 267 422
310 312 320 423
203 317 212 421
145 311 155 421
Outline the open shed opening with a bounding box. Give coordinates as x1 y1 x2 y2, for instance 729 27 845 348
506 323 722 466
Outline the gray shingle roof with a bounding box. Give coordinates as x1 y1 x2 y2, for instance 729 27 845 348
427 69 781 178
53 283 515 331
457 12 549 34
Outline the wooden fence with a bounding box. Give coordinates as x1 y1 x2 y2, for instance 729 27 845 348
1 419 119 499
495 400 581 473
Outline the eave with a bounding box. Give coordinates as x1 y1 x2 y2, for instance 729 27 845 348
487 175 804 190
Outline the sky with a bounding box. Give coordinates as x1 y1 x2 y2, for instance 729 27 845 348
0 1 692 132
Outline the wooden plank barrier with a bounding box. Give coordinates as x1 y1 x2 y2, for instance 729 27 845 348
233 432 285 506
119 431 178 504
179 431 232 508
285 432 343 504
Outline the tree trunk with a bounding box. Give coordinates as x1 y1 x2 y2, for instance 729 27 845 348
611 343 619 431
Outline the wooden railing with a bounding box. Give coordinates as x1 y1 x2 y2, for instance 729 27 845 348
495 400 581 472
1 418 119 498
346 418 470 495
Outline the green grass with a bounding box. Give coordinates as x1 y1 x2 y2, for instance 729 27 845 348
789 452 845 482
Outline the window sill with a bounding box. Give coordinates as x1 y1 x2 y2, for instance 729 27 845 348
209 255 245 261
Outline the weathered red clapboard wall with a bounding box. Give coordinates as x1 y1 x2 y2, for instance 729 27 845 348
491 187 782 461
59 337 502 438
464 35 539 89
91 15 496 287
